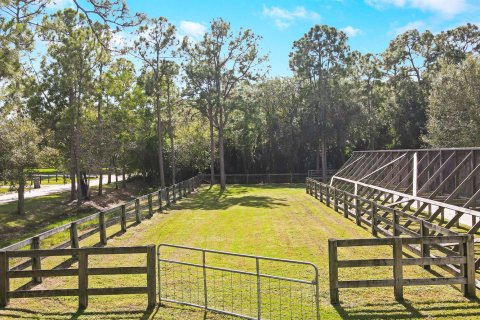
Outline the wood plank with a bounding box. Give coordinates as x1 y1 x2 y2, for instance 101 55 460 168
88 267 147 275
403 277 467 286
87 287 148 295
9 289 79 298
338 259 394 268
8 269 78 278
337 279 394 288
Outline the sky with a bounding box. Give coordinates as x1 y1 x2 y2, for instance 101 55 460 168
48 0 480 76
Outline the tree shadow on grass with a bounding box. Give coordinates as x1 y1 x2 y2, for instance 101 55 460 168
171 187 289 211
333 299 480 319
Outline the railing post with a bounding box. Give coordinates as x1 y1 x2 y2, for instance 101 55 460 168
120 204 127 232
355 196 361 226
372 202 378 237
147 245 156 308
393 237 404 301
99 212 107 245
334 188 338 211
420 221 430 271
0 251 9 307
328 239 339 304
464 235 476 298
148 194 153 218
172 184 176 203
70 222 79 249
306 179 310 194
393 210 400 237
319 183 323 202
256 258 261 320
178 182 183 200
135 198 141 223
158 190 163 213
78 250 88 309
326 186 330 207
343 192 348 218
314 182 318 199
31 236 42 283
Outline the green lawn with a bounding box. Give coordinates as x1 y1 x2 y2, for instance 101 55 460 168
0 185 479 319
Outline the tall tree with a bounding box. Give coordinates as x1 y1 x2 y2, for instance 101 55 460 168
183 18 267 190
133 17 177 188
289 25 349 181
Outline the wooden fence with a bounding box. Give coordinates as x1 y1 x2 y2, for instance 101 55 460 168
212 173 309 184
1 175 203 269
328 236 475 304
306 178 479 295
0 245 156 308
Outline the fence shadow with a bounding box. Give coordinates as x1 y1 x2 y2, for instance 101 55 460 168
0 306 156 319
172 187 289 210
333 299 480 319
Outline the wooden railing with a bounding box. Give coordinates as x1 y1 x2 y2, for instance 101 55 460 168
328 236 475 304
306 177 479 293
1 174 204 271
211 173 309 184
0 245 156 308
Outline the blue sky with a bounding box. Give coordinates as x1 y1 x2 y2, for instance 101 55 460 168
49 0 480 76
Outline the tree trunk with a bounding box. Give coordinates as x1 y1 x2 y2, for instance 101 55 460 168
107 161 112 184
167 81 176 185
98 173 103 195
115 165 118 190
156 93 165 188
97 64 104 196
208 106 215 186
218 125 226 190
70 170 76 201
122 165 126 188
17 172 25 215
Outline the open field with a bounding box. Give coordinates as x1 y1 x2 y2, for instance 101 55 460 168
0 184 479 319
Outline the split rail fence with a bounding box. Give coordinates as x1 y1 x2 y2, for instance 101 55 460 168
0 175 203 275
0 245 156 308
306 178 477 300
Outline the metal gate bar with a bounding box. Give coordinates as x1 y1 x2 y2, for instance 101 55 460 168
158 244 320 320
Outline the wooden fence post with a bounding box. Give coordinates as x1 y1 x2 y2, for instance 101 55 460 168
135 198 141 223
120 205 127 232
306 180 309 194
393 237 404 301
178 182 183 200
326 186 331 207
172 185 176 203
420 221 430 271
158 190 163 213
146 245 156 308
78 250 88 309
328 239 339 304
355 196 361 226
334 188 338 212
464 235 476 298
343 192 348 218
148 194 153 218
99 212 107 245
0 251 9 307
314 183 318 199
70 222 79 249
319 183 323 202
393 210 400 237
31 236 42 283
372 203 378 237
166 187 171 207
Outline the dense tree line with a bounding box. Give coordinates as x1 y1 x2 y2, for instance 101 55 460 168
1 1 480 214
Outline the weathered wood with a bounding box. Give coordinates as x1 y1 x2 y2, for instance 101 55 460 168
87 287 148 295
147 244 156 307
8 268 78 278
402 277 467 286
88 267 147 275
135 198 141 223
338 258 394 268
99 212 107 245
31 236 42 283
420 221 430 271
9 289 79 298
326 186 330 207
148 194 153 218
78 250 88 308
372 203 378 236
70 222 79 249
120 204 127 232
337 279 394 288
328 239 339 304
343 192 348 218
336 237 393 247
393 237 403 301
158 190 163 213
0 251 8 307
464 235 476 298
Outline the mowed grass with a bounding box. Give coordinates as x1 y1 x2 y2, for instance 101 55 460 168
0 184 479 319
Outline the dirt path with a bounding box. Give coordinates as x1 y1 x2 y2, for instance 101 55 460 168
0 175 123 204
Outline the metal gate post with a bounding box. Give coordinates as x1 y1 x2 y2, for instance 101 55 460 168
256 258 261 320
203 250 208 310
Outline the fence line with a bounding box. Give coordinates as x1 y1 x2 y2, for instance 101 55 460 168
1 174 204 272
328 236 476 304
306 178 479 293
0 245 156 308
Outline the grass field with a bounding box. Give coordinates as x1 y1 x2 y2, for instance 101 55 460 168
0 184 479 319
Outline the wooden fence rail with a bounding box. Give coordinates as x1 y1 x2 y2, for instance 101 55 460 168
328 236 476 304
0 174 204 274
306 177 479 293
0 245 156 308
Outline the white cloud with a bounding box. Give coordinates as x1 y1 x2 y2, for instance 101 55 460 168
263 6 320 29
342 26 363 37
393 20 426 35
365 0 468 17
46 0 74 10
179 21 206 39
